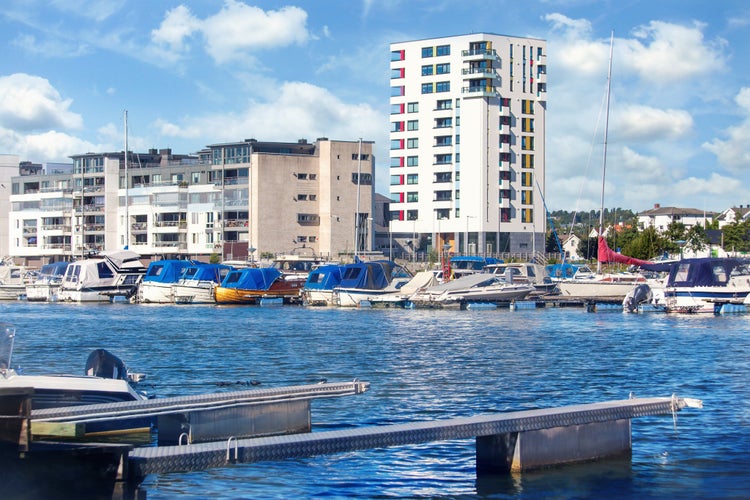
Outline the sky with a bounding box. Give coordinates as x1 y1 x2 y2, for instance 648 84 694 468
1 0 750 214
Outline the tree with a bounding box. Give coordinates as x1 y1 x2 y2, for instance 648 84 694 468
684 224 708 254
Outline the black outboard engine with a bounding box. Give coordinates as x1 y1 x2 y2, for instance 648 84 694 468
85 348 128 380
623 283 653 313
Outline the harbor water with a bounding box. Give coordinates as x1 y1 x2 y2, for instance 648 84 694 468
2 300 749 499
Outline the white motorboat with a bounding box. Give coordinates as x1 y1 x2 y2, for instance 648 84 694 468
0 258 34 300
484 262 558 295
58 250 147 302
409 273 535 306
25 261 70 302
0 323 151 436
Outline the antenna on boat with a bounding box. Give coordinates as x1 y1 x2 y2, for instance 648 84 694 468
597 30 614 275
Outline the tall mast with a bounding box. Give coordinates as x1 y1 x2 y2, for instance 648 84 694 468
124 110 129 250
597 31 614 274
354 138 362 259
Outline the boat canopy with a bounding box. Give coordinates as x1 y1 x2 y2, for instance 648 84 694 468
102 250 146 271
304 264 345 291
179 263 233 283
220 267 281 290
450 256 502 271
143 260 198 283
337 260 402 290
38 261 70 277
662 258 750 287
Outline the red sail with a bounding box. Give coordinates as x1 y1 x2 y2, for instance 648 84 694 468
597 236 651 267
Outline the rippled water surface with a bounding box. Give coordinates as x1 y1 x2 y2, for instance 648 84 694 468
3 301 749 498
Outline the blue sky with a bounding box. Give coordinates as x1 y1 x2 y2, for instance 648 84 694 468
1 0 749 213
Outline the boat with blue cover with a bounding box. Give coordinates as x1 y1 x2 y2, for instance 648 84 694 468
138 259 200 303
172 263 234 304
301 264 346 306
215 267 303 304
333 260 412 307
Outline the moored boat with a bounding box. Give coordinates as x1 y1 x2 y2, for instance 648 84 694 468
332 260 412 307
58 250 147 302
301 264 346 306
172 263 234 304
25 261 70 302
0 258 34 300
484 262 558 296
138 259 200 303
0 323 151 436
408 272 534 307
215 267 303 304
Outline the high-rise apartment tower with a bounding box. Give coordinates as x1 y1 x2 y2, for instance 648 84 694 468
389 33 547 257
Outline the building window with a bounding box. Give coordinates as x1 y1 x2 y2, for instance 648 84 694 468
407 138 419 149
521 190 533 205
521 172 533 187
406 174 418 185
436 208 450 219
390 175 403 185
391 103 404 114
391 121 404 132
522 99 534 114
407 156 418 167
521 136 534 151
436 99 452 110
436 81 450 93
389 193 402 203
407 102 419 113
391 157 404 167
522 154 534 168
407 210 418 221
391 68 405 79
421 65 434 76
421 83 434 94
407 120 419 131
436 44 450 56
436 63 450 74
422 46 434 58
435 117 452 128
391 86 405 97
522 117 534 132
434 154 452 165
352 173 372 185
407 192 418 203
522 208 533 223
390 139 404 150
434 172 452 183
435 135 452 147
391 49 404 61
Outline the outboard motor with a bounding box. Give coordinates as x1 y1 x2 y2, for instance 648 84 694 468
623 284 653 313
85 348 128 380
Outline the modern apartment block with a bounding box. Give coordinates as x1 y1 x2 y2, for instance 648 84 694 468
7 138 374 265
389 33 547 256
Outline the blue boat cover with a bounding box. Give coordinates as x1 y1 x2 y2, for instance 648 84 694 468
220 267 281 290
661 258 750 287
337 260 399 290
179 263 233 284
143 260 198 283
546 263 582 279
303 264 345 291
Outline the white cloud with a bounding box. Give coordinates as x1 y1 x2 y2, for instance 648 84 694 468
622 21 727 83
157 81 384 147
615 105 693 141
201 2 310 64
0 73 83 131
703 87 750 172
151 5 200 54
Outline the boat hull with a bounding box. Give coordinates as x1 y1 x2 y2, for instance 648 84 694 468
557 280 643 299
25 283 61 302
0 284 27 300
172 282 217 304
138 282 174 304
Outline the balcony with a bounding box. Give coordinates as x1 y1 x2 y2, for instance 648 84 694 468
461 67 499 80
461 48 500 63
461 85 498 98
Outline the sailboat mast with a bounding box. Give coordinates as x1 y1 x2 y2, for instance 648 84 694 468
354 138 362 259
597 31 614 274
124 110 129 250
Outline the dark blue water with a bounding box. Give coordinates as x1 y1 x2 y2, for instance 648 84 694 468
2 301 749 499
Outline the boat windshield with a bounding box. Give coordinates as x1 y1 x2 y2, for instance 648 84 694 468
0 323 15 371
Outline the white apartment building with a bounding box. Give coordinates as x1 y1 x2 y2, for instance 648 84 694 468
389 33 547 256
7 138 374 265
